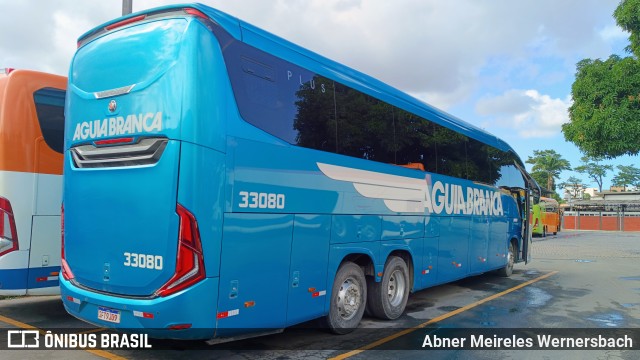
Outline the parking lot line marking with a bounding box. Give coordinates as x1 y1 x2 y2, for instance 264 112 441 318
329 270 559 360
0 313 38 330
0 313 128 360
79 327 108 334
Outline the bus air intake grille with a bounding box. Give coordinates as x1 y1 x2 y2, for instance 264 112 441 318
70 138 168 168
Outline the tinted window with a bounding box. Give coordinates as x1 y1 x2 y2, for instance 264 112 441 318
294 75 337 153
493 151 526 189
227 44 296 143
394 108 438 173
467 138 493 184
334 83 395 162
435 125 468 179
222 39 525 188
33 88 65 154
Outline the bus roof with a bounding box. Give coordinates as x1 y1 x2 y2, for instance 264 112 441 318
78 3 520 158
540 197 559 205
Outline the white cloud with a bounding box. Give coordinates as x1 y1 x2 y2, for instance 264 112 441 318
0 0 623 111
0 2 120 75
50 11 95 76
476 89 572 138
599 24 628 43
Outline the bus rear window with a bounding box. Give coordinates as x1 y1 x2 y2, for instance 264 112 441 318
33 87 65 154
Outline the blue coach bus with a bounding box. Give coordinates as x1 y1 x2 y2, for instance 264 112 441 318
60 4 537 341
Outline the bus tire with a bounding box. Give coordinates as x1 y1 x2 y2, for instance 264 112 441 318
367 256 410 320
498 241 515 277
325 261 366 334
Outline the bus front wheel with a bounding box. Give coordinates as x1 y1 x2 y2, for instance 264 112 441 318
367 256 410 320
498 241 515 277
325 261 367 334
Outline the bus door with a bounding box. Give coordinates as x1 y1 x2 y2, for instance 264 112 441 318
509 188 531 264
513 163 537 264
523 191 532 263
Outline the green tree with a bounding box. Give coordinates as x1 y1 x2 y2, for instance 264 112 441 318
614 0 640 57
549 192 564 203
559 176 587 200
531 170 552 192
526 150 571 191
563 0 640 158
612 164 640 191
573 155 613 193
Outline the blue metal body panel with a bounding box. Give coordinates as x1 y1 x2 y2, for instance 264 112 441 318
26 266 60 289
421 236 440 288
62 140 181 296
0 267 28 291
216 213 293 336
437 216 471 284
381 216 425 240
0 266 59 291
177 142 225 278
287 214 331 326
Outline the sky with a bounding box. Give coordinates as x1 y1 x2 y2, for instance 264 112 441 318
1 0 636 193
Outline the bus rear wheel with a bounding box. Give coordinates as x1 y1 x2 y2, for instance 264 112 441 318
325 261 366 334
367 256 410 320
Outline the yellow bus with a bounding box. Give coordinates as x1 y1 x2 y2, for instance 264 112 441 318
531 196 560 237
0 68 66 295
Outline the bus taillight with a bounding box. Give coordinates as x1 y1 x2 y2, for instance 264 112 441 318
105 14 147 31
0 197 19 257
155 204 205 297
93 137 135 146
184 8 209 21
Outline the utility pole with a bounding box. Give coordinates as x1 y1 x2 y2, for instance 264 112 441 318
123 0 132 16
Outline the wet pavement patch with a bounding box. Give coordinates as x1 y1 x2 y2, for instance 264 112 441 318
621 303 639 308
437 306 461 312
404 299 435 313
586 312 625 327
480 321 496 326
525 287 552 307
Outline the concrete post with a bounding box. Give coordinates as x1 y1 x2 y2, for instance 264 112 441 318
123 0 132 16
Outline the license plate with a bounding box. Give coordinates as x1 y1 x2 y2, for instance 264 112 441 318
98 306 121 324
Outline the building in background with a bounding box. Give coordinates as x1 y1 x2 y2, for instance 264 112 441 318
562 189 640 232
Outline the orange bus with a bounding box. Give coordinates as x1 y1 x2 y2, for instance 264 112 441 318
531 196 560 237
0 68 66 295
